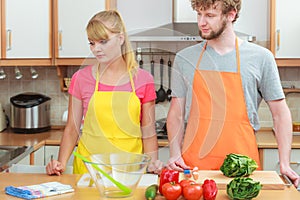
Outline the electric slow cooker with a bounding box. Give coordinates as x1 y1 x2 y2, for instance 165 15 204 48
10 92 51 133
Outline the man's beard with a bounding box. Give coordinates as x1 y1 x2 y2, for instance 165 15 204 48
199 20 227 40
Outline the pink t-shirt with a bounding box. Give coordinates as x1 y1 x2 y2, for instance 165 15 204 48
68 65 156 117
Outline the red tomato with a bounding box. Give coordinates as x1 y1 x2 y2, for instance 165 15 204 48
161 182 182 200
179 179 196 189
183 183 203 200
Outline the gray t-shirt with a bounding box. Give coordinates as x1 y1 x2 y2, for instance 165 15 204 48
171 40 284 131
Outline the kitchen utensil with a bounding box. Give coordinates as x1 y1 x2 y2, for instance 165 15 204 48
10 92 51 133
156 57 166 103
0 67 7 80
30 67 39 79
73 151 132 196
14 67 22 80
139 58 143 69
166 57 172 101
150 56 155 77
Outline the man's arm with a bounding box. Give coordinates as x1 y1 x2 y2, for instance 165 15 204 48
268 99 300 187
166 97 190 171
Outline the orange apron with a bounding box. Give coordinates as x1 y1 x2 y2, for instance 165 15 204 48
182 38 261 170
73 67 143 174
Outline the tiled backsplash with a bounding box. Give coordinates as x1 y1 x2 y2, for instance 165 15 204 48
0 66 69 126
0 47 299 128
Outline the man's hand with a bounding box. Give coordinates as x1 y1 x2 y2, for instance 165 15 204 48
166 156 190 171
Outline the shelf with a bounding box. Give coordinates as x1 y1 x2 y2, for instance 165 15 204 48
283 88 300 95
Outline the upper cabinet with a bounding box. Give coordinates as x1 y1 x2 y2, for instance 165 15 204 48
270 0 300 66
54 0 106 65
0 0 52 66
0 0 112 67
173 0 196 22
113 0 172 35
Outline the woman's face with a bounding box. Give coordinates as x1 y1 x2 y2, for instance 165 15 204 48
89 32 124 64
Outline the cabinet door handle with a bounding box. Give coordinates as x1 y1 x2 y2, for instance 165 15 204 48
6 29 12 51
276 29 280 51
277 161 300 165
58 30 63 50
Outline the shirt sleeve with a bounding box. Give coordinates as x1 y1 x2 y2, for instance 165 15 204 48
259 49 285 101
68 71 81 99
135 69 156 104
171 54 189 98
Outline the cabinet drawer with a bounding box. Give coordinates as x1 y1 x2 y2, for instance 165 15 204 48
263 149 300 174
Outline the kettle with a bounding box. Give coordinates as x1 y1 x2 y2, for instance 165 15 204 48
0 103 7 132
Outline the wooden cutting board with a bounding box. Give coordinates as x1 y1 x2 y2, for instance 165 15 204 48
180 170 286 190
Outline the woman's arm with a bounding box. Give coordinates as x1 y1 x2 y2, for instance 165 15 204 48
141 100 163 173
46 95 83 175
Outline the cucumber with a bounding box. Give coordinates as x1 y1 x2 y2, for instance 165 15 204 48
145 184 158 200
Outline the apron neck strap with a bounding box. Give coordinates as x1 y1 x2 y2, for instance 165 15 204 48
235 37 241 73
94 64 136 92
128 69 136 92
95 64 100 91
196 37 241 72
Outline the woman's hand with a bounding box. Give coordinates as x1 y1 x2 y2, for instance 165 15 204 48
46 159 65 176
147 159 164 174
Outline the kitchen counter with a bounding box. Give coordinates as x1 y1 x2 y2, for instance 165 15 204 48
0 127 170 149
1 127 300 166
1 127 300 149
0 173 299 199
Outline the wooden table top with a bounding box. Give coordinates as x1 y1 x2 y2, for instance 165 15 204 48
0 173 299 200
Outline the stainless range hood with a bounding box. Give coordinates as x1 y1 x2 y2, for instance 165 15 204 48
129 22 255 42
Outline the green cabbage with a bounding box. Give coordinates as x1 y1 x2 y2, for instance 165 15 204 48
227 177 262 200
220 153 258 177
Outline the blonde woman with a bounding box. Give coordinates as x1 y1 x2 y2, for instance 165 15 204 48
46 10 163 175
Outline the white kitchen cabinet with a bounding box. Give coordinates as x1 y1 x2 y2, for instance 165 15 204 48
173 0 196 23
271 0 300 59
159 147 170 164
263 149 300 174
115 0 172 35
1 0 51 59
54 0 106 59
44 145 75 166
17 147 45 166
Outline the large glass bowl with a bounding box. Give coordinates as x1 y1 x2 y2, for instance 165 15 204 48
83 152 151 198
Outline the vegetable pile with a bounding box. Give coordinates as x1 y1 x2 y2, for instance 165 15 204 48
146 169 218 200
220 153 258 177
226 177 262 200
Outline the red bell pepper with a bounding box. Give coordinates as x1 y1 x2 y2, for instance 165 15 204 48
159 169 179 194
202 179 218 200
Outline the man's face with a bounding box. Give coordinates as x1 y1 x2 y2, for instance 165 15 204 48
196 2 228 40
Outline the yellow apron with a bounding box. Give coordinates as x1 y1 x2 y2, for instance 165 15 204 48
73 67 143 174
182 38 261 170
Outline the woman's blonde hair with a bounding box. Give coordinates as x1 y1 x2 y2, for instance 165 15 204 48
86 10 137 70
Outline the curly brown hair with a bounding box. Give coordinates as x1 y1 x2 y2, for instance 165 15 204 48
190 0 241 22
